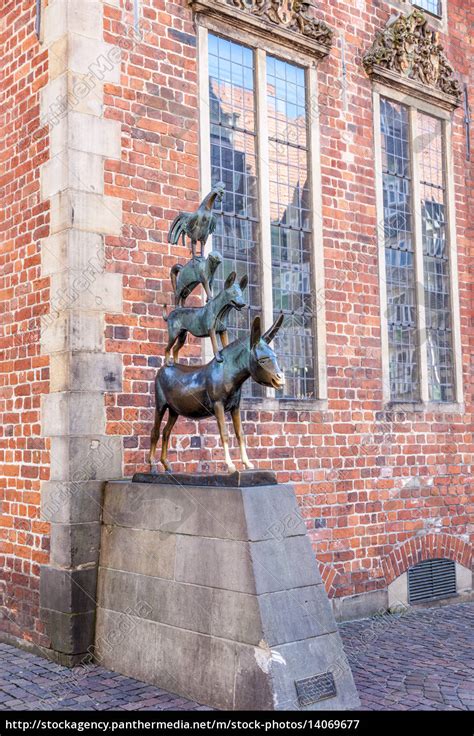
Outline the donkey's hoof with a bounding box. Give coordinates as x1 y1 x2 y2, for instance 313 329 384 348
216 351 223 363
227 464 237 474
243 461 255 470
166 358 173 367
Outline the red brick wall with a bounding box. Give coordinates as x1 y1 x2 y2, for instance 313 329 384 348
0 1 50 646
102 0 473 599
0 0 472 649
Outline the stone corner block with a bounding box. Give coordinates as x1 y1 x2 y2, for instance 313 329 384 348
41 312 105 355
50 270 122 315
41 230 105 277
69 33 121 83
49 351 123 393
40 565 97 615
40 480 104 524
44 0 104 45
41 149 105 200
50 522 101 568
41 608 96 656
69 112 122 159
49 189 122 237
70 190 123 236
42 391 106 437
49 435 123 482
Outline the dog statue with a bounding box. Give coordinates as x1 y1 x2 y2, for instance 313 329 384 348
163 272 248 365
170 251 222 306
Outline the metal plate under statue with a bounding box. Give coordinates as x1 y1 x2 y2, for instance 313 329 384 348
96 185 360 711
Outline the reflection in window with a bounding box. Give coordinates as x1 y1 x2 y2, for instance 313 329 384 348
208 35 261 395
208 35 260 339
380 98 419 401
418 113 454 401
208 34 316 399
267 56 315 399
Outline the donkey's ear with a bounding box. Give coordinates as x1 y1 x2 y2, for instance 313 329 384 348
224 271 236 289
239 274 248 290
263 312 284 344
250 316 261 348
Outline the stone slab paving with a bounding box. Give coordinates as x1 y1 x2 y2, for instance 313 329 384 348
0 601 472 711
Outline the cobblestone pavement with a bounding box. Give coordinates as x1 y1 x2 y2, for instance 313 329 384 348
339 601 474 711
0 601 472 711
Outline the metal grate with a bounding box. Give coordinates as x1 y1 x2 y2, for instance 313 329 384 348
408 558 456 603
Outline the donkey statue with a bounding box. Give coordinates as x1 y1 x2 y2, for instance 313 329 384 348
149 314 285 473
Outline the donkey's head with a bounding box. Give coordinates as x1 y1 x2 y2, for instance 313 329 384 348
221 271 248 311
249 314 285 390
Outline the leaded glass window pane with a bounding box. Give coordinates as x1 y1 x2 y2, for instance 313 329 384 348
380 98 419 401
418 113 454 402
208 34 317 401
267 56 315 399
208 35 262 395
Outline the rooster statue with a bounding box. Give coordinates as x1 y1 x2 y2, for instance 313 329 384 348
167 181 225 258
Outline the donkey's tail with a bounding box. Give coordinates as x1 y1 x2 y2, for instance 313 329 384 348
162 304 169 322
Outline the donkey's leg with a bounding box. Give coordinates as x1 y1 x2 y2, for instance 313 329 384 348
160 410 178 471
203 277 212 302
219 330 229 348
214 401 236 473
231 407 254 469
210 328 223 362
148 406 166 466
172 331 187 363
165 333 177 366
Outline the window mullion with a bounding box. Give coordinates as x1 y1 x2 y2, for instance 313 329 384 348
198 25 211 208
410 106 429 403
443 119 464 404
307 65 326 401
255 49 273 399
197 25 214 364
373 91 391 404
255 48 273 332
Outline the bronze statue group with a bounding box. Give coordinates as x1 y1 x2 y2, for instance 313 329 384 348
148 182 285 474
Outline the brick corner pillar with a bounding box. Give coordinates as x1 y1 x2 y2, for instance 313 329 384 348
38 0 123 664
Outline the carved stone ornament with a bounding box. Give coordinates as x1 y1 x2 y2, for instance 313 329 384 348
230 0 332 46
188 0 333 57
363 9 462 106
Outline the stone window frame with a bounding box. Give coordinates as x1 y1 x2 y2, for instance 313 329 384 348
372 81 464 412
196 16 328 409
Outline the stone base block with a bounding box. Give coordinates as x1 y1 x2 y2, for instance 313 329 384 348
95 480 360 711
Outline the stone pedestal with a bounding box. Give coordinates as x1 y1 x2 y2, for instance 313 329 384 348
95 478 359 710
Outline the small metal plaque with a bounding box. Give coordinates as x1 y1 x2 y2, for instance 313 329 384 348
295 672 337 706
